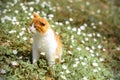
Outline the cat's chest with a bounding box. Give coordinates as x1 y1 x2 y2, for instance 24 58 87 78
33 29 57 53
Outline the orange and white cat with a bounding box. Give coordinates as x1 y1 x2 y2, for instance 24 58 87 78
29 13 62 66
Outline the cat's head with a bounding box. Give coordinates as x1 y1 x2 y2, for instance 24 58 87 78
29 12 50 34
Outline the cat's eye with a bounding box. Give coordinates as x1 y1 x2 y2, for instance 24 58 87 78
39 21 45 26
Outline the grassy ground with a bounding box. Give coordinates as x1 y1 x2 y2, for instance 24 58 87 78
0 0 120 80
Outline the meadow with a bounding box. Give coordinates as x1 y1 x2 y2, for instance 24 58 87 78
0 0 120 80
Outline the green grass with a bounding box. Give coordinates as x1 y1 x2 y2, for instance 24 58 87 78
0 0 120 80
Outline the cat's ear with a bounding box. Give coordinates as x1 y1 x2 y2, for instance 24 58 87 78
33 12 39 18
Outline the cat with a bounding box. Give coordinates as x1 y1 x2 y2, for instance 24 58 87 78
29 12 62 67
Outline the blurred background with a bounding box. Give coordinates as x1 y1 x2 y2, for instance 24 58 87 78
0 0 120 80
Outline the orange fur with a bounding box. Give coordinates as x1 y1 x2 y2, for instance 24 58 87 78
54 32 62 62
30 13 50 34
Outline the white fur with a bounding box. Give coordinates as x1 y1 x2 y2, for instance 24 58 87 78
30 24 59 66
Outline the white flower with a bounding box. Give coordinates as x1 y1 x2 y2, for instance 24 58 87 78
87 33 92 37
71 39 74 43
79 56 83 60
60 72 64 75
81 40 85 44
98 45 102 49
85 47 90 51
84 58 87 61
68 51 72 54
75 58 79 61
61 75 66 80
35 0 40 4
17 35 20 38
51 25 55 28
30 15 33 19
109 78 114 80
20 3 23 6
98 67 101 71
98 21 103 25
42 11 47 17
23 37 27 41
15 10 19 14
78 28 81 32
75 61 79 64
61 59 65 63
48 17 52 20
91 46 95 50
93 38 97 42
28 12 32 16
9 30 16 34
85 37 89 41
48 14 54 18
70 45 73 48
62 65 67 69
96 53 99 56
116 47 120 51
0 69 6 74
27 1 35 5
25 11 28 14
89 49 94 53
91 22 95 26
19 31 24 36
19 56 23 59
103 48 106 51
84 23 87 27
82 77 88 80
41 1 47 8
97 9 101 14
71 35 74 40
67 26 71 30
11 61 18 66
65 21 69 25
97 33 101 37
86 1 90 6
69 18 73 21
22 6 27 11
16 22 19 25
22 27 26 31
99 58 104 62
75 58 80 65
93 33 96 36
77 47 81 51
73 63 78 67
30 7 34 12
80 25 85 30
12 17 17 22
77 31 81 35
72 27 77 32
93 26 96 29
93 69 98 72
58 22 63 26
1 16 11 23
92 62 98 67
13 50 17 54
83 33 86 36
3 9 7 14
81 62 86 66
66 69 70 74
